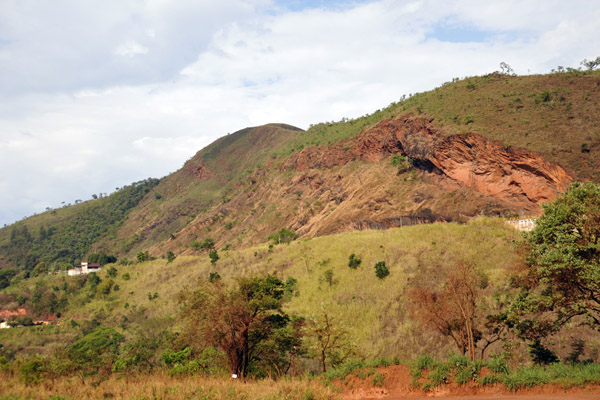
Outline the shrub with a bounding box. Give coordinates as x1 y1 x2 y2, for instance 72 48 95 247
374 261 389 279
268 228 299 245
209 272 221 283
528 340 559 366
19 357 47 386
581 142 590 153
372 372 385 387
348 253 362 269
487 355 509 374
190 238 215 251
209 249 219 265
415 354 435 370
166 251 176 263
106 266 117 278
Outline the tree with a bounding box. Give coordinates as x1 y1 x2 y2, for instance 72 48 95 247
409 262 507 360
374 261 389 279
178 275 293 378
190 238 215 252
306 311 352 372
348 253 361 269
268 228 299 245
514 182 600 337
166 251 176 264
209 249 219 265
581 56 600 71
0 269 16 289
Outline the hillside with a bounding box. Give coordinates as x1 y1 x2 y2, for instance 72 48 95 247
0 69 599 268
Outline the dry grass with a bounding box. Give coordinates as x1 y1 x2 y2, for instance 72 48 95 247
0 371 339 400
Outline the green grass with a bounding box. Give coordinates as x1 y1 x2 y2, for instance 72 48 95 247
1 218 521 363
408 354 600 391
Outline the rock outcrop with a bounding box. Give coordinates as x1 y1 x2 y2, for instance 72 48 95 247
286 116 571 213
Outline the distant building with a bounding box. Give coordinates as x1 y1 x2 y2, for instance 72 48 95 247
67 261 102 276
506 218 537 232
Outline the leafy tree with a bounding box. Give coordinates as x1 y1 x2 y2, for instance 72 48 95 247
268 228 299 245
348 253 361 269
178 275 293 378
209 249 219 265
166 251 176 264
87 252 117 265
136 251 151 263
190 238 215 252
374 261 389 279
581 56 600 70
514 183 600 338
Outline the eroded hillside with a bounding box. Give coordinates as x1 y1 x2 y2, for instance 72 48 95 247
1 70 599 266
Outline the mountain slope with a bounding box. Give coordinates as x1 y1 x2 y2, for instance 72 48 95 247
1 70 599 268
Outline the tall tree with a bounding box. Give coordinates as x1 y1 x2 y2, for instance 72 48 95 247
178 275 294 378
513 182 600 338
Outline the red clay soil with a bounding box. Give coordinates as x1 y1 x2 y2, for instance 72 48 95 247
339 365 600 400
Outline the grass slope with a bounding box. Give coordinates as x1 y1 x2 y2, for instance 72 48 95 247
1 219 525 361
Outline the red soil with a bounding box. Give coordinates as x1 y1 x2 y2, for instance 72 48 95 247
339 365 600 400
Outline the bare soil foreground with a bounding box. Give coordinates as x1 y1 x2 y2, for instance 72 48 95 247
339 365 600 400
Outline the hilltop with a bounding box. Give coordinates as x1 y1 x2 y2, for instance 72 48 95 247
0 69 599 269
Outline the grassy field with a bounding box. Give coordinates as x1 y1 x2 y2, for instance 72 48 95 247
1 219 524 360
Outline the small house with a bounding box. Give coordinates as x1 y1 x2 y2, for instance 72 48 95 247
67 261 102 276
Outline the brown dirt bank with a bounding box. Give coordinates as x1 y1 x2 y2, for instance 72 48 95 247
340 365 600 400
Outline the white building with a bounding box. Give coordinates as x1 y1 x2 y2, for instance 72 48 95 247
67 261 102 276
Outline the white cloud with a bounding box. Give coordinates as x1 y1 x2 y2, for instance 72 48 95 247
116 41 149 58
0 0 599 226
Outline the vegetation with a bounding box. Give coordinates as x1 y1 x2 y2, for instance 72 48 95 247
0 179 158 271
511 182 600 338
268 228 299 245
2 66 600 397
178 275 298 378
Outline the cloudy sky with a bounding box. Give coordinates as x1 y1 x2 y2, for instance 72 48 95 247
1 0 599 226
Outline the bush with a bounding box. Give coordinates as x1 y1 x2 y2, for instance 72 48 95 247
372 372 385 387
348 253 361 269
374 261 389 279
106 266 117 278
487 355 509 374
166 251 176 263
528 340 559 366
268 228 298 245
190 238 215 251
19 357 47 385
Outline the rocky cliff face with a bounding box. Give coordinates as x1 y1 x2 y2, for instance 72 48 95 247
287 116 571 214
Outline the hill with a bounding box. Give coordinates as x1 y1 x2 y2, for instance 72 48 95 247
0 69 599 269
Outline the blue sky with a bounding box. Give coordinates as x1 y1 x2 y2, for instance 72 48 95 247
0 0 599 226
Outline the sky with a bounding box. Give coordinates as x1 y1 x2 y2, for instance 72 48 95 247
1 0 599 227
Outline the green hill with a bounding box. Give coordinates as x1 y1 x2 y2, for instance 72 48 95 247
1 69 599 272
